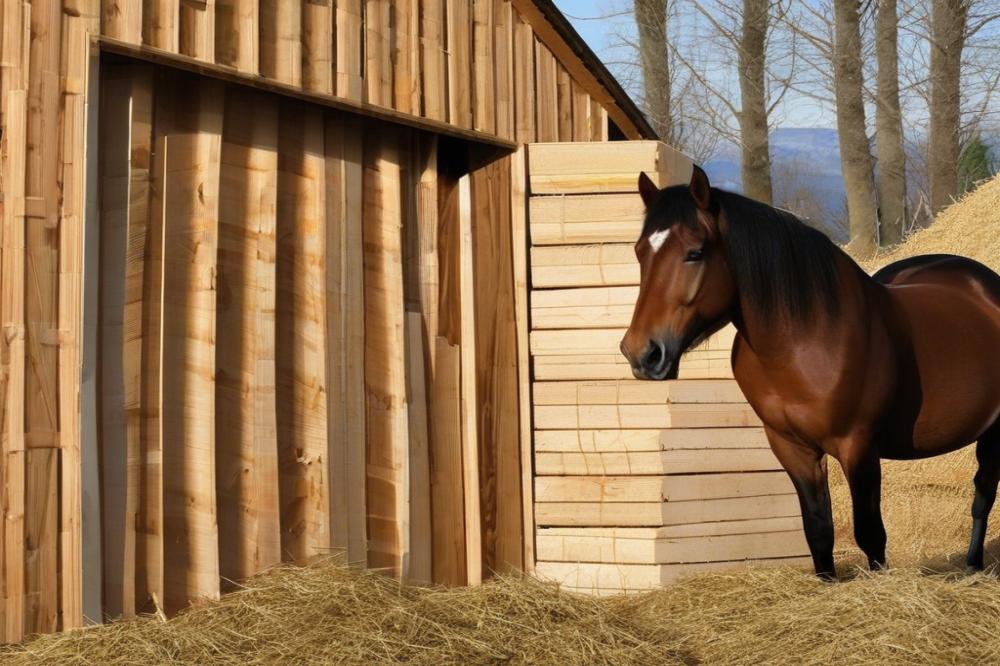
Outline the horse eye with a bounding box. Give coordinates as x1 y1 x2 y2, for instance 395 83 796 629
685 248 704 262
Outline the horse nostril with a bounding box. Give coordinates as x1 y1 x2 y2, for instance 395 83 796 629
642 340 663 370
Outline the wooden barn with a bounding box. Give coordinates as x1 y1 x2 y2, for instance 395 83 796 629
0 0 807 643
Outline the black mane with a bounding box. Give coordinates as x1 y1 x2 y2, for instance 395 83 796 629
642 185 842 321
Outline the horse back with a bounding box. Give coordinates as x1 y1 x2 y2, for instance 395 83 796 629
875 254 1000 456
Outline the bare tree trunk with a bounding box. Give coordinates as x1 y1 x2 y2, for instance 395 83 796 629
928 0 967 214
875 0 907 245
833 0 878 253
634 0 673 142
738 0 773 204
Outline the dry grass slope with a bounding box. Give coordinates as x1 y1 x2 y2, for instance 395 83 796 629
5 176 1000 665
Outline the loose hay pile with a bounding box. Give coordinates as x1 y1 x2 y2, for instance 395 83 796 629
6 177 1000 666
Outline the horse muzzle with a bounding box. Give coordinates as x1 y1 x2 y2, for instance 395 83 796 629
624 338 680 381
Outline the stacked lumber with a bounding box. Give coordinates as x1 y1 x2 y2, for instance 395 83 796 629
525 142 809 594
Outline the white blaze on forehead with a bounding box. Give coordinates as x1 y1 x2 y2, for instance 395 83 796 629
647 228 670 253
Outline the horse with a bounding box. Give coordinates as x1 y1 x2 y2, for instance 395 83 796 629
620 166 1000 579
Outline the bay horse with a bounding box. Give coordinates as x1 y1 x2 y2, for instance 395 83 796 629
621 166 1000 579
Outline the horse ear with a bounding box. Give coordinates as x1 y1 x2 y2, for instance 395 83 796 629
637 171 659 207
689 165 712 210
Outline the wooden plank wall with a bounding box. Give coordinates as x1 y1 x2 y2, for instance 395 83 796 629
97 0 638 141
85 58 581 625
0 0 621 641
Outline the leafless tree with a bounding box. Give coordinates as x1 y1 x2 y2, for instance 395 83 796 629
875 0 908 246
833 0 878 253
927 0 969 213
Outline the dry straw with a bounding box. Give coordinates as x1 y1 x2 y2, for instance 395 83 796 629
5 175 1000 665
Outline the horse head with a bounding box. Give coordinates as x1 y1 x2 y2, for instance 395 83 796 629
620 166 737 380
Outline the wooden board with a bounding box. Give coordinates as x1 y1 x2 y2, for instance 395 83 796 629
301 0 333 93
536 524 809 564
529 244 638 289
431 170 469 586
259 0 302 85
159 80 223 614
528 142 692 195
530 327 736 357
534 493 802 527
325 115 367 565
530 286 638 329
362 129 409 575
535 472 794 504
528 194 644 246
215 0 258 72
276 102 331 563
534 448 783 476
532 379 746 406
335 0 364 100
533 352 735 381
533 402 761 430
215 88 282 583
535 557 813 591
534 428 771 453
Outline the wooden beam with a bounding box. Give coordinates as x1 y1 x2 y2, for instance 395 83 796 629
509 148 534 573
259 0 301 85
365 0 391 107
1 88 27 643
362 129 410 575
97 68 133 620
494 0 514 141
275 101 331 563
99 38 518 150
511 11 535 144
24 0 63 634
428 168 467 585
472 0 495 134
143 0 179 51
215 88 281 583
104 0 144 43
457 174 481 584
446 0 472 128
325 114 367 565
159 77 223 614
555 65 572 141
179 0 215 60
420 0 446 121
335 0 363 101
301 0 333 93
215 0 258 72
533 39 558 142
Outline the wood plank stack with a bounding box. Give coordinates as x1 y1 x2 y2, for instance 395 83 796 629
525 142 810 594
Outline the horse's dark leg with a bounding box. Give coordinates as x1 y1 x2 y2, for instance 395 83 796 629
841 452 887 570
966 431 1000 570
765 427 836 579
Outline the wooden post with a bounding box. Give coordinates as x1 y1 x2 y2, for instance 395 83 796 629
215 0 259 73
275 102 331 563
458 174 481 585
144 0 180 52
259 0 301 86
362 129 410 575
335 0 364 101
325 114 367 565
2 89 28 644
179 0 215 60
509 147 534 572
420 0 447 122
216 89 281 583
428 168 467 585
301 0 333 93
160 78 223 614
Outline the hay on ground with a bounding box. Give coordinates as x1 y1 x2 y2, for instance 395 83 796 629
6 177 1000 666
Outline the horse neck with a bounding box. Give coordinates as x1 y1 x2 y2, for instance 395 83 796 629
729 251 876 360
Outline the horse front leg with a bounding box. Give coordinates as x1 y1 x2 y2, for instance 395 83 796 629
765 427 836 579
840 448 887 571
